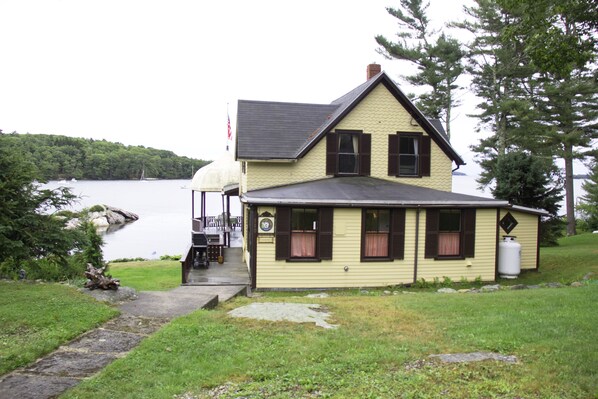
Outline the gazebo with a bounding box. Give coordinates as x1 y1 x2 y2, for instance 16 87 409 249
188 151 240 255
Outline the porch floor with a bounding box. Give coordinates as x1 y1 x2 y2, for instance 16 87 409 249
184 247 250 286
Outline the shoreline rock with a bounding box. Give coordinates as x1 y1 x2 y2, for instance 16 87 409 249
65 205 139 230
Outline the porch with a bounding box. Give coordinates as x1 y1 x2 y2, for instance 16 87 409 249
181 246 250 286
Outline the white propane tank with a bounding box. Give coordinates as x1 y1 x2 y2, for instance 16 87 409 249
498 235 522 279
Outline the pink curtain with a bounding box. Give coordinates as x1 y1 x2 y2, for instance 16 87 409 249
291 231 316 257
438 232 460 256
365 233 389 257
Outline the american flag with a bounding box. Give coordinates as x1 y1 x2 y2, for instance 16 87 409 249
227 113 232 141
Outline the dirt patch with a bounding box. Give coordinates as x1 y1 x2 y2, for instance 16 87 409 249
228 302 338 329
406 351 519 370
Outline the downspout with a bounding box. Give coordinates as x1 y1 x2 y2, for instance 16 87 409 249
494 208 500 281
413 207 420 285
249 205 258 291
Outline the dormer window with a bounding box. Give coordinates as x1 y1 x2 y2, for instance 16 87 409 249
326 130 371 176
388 132 431 178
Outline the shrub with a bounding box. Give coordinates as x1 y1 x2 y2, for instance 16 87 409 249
88 204 105 213
160 254 182 261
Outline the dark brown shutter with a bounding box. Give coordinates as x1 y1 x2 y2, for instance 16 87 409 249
425 209 439 258
359 133 371 176
275 207 291 260
462 208 476 258
420 135 431 177
391 208 406 259
317 208 333 260
326 133 338 176
388 134 398 176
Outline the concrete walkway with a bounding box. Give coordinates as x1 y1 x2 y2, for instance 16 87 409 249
0 285 247 399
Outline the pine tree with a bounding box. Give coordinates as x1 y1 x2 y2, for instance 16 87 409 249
578 160 598 231
375 0 464 139
497 0 598 235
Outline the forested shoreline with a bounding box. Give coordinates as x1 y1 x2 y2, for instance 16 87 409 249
0 132 209 180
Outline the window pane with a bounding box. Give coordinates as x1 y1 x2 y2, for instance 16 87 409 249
439 210 461 232
338 133 359 174
400 136 418 155
338 134 356 152
399 154 418 175
292 208 318 231
365 233 389 257
438 232 460 256
291 232 316 257
338 153 358 174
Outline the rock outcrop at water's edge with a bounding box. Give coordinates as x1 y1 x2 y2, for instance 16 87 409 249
65 205 139 230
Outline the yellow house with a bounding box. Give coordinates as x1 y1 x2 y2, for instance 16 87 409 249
236 65 546 290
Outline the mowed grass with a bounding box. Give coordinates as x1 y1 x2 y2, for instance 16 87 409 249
0 281 119 376
504 233 598 286
54 234 597 398
62 285 597 399
108 260 181 291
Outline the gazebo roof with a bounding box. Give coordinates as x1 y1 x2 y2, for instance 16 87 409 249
189 151 240 192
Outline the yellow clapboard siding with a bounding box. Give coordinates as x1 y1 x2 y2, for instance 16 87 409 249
243 83 454 193
499 209 539 270
333 84 453 191
416 209 497 282
255 208 415 289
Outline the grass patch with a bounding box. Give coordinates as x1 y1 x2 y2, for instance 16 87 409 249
0 281 119 376
504 233 598 286
63 286 597 398
108 260 180 291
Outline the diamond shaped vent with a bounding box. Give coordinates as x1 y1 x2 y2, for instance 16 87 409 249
500 212 518 234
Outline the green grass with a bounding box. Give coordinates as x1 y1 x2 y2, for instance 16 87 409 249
504 233 598 286
0 281 119 376
59 234 597 398
62 286 598 398
108 260 181 291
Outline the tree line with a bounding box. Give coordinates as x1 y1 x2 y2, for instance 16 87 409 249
0 132 209 180
376 0 598 239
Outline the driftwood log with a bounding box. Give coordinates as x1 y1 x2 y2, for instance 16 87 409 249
84 263 120 290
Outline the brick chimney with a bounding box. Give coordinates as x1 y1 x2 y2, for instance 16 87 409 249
366 63 381 80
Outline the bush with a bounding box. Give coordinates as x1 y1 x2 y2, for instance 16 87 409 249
0 256 87 282
88 204 105 213
110 257 148 263
160 254 182 261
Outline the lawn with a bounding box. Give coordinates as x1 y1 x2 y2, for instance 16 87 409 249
61 234 598 399
108 260 181 291
0 281 119 376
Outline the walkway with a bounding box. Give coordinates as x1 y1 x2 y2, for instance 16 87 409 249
185 247 250 286
0 284 247 399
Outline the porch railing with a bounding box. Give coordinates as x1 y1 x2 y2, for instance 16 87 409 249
192 216 243 231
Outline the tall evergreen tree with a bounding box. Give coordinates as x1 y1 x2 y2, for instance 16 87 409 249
496 0 598 236
375 0 464 139
454 0 538 164
578 158 598 231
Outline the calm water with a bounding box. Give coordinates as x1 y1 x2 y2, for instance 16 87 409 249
43 176 586 261
43 179 241 261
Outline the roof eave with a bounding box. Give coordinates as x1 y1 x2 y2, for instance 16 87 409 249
294 72 466 166
240 195 508 208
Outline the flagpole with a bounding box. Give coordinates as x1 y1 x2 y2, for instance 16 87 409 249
226 103 230 152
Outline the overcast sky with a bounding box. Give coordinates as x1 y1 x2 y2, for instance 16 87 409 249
1 0 488 173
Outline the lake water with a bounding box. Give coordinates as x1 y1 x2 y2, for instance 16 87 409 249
43 176 587 261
